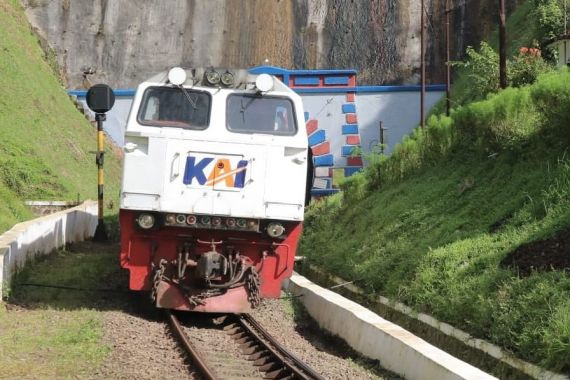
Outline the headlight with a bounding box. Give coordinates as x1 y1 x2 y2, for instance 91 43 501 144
221 71 234 87
255 73 274 92
267 222 285 238
205 70 220 85
137 213 155 229
167 67 186 86
165 214 176 225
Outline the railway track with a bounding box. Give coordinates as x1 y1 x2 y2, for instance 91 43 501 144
166 310 326 380
166 310 218 379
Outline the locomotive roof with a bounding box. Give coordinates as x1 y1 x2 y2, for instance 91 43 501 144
143 67 290 93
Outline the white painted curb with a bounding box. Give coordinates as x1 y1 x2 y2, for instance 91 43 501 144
0 201 98 298
285 273 498 380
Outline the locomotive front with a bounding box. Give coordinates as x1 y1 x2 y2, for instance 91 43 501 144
119 68 309 313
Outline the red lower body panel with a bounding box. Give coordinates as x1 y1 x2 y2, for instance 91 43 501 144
119 209 302 313
155 282 252 313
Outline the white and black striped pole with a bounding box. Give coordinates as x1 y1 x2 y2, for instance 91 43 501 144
86 84 115 242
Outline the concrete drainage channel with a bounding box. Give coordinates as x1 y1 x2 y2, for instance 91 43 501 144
24 200 82 217
0 206 552 379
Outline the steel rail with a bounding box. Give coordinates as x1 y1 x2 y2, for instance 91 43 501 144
238 314 326 380
165 310 219 380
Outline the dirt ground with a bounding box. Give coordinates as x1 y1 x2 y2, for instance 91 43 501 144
94 296 396 379
501 227 570 275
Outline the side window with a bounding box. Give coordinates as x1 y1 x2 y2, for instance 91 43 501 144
143 96 160 120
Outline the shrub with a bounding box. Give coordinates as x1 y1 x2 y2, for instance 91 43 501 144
530 70 570 140
339 171 368 202
453 86 540 152
509 51 551 88
454 42 501 99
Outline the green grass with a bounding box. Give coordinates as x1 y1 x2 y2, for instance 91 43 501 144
0 241 124 378
301 71 570 373
0 0 122 232
0 308 109 379
11 241 124 309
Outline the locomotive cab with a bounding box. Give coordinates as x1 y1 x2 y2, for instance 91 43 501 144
119 68 308 313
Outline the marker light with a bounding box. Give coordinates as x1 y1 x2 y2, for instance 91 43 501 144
255 74 273 92
165 214 176 225
226 218 236 228
212 216 222 226
247 219 257 229
237 219 246 228
267 222 285 238
168 67 187 86
137 213 155 229
201 216 211 225
176 214 186 224
221 71 234 87
205 70 221 85
186 215 197 225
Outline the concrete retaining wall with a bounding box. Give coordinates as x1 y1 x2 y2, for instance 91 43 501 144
0 201 98 298
285 273 498 380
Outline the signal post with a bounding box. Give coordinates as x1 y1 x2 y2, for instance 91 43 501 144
86 84 115 242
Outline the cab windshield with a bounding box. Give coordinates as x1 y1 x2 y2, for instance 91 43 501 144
226 94 297 135
137 86 211 129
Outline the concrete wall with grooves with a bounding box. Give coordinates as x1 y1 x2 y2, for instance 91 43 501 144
0 201 98 298
22 0 526 89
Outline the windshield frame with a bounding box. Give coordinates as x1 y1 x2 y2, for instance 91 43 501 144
136 85 212 130
225 93 298 136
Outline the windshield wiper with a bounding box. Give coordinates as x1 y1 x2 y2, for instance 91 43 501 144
177 85 197 109
240 97 258 123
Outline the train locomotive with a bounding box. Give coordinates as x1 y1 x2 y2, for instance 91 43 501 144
119 67 309 313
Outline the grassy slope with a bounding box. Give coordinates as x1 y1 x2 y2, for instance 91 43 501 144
0 0 122 232
0 1 124 373
301 71 570 371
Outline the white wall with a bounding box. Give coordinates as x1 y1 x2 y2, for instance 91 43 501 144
0 201 98 298
357 91 443 155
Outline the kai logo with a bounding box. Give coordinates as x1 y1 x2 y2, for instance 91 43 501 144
183 155 248 188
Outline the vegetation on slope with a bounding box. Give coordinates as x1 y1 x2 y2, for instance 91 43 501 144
433 0 567 112
0 0 122 232
301 69 570 372
301 2 570 370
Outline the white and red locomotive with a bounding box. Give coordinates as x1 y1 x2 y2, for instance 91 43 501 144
119 67 309 313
